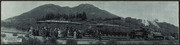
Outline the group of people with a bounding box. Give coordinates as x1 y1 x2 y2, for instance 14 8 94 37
29 26 58 38
28 26 83 39
83 29 102 40
29 26 132 41
61 27 82 39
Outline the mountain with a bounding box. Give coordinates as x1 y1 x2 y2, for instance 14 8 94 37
6 4 118 21
2 4 120 31
1 4 178 36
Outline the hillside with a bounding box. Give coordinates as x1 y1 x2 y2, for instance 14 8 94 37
1 4 178 36
6 4 118 20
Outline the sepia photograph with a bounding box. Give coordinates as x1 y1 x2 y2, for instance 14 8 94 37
1 1 179 44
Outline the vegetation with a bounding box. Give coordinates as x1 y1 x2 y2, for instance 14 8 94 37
38 12 87 21
1 4 178 37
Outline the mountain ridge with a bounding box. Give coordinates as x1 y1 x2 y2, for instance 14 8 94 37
1 4 178 36
6 4 119 21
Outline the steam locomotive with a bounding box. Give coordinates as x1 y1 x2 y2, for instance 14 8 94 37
129 27 164 40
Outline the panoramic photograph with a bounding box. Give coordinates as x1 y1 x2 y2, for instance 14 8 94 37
1 1 179 44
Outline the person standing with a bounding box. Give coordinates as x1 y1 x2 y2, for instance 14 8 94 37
73 30 77 39
42 27 47 37
50 28 54 37
57 28 62 38
54 28 58 38
42 26 48 43
97 30 102 41
28 26 34 35
63 27 68 38
77 30 82 39
39 27 43 36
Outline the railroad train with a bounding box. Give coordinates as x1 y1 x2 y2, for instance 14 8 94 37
28 20 165 40
29 26 164 40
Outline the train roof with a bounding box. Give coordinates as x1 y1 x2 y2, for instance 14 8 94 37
36 20 128 28
37 20 82 24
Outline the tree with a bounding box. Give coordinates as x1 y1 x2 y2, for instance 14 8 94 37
81 12 87 20
125 17 132 23
45 13 55 20
76 13 82 18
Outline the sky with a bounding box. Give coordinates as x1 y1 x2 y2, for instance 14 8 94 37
1 1 179 26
